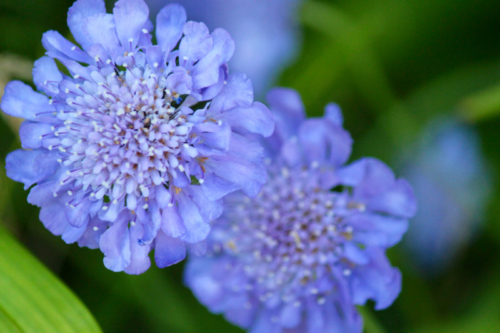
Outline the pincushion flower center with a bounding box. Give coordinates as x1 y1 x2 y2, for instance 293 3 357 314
58 63 203 202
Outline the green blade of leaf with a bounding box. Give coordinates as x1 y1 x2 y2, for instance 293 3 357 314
0 226 102 333
0 307 22 333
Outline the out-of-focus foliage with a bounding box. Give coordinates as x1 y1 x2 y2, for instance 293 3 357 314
0 226 102 333
1 0 500 332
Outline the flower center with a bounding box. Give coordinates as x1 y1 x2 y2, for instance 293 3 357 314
50 61 208 206
214 163 366 304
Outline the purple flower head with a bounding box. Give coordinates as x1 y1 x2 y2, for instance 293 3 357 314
402 117 492 275
185 88 417 332
0 0 274 274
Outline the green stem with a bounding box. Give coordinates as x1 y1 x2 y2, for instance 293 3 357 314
358 307 388 333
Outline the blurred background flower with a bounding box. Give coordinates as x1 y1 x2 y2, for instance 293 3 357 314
401 117 492 276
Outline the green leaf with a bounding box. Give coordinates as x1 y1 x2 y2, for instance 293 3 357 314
0 226 102 333
459 84 500 122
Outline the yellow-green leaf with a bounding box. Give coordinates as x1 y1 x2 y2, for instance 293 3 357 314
0 226 102 333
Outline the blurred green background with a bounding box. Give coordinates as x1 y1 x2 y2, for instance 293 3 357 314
1 0 500 332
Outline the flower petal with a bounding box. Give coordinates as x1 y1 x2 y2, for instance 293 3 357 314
6 149 59 190
42 30 93 63
267 87 305 140
156 4 186 53
100 212 132 272
1 81 55 122
298 118 352 167
125 222 152 274
220 102 274 137
19 121 53 149
177 192 210 243
179 21 213 63
82 13 121 57
154 230 186 268
113 0 149 50
32 56 62 95
67 0 106 50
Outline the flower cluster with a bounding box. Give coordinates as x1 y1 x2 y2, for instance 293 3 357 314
0 0 273 274
185 88 417 332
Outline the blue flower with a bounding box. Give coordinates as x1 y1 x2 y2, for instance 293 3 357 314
402 117 492 275
185 88 417 332
0 0 274 274
146 0 302 96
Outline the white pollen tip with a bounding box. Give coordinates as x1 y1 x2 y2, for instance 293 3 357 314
67 191 73 196
143 204 149 209
66 170 71 175
93 226 99 231
71 46 76 50
113 199 118 204
131 221 136 226
102 206 108 210
168 203 173 207
53 193 58 197
57 159 62 163
199 179 204 184
65 88 70 94
106 59 112 64
142 28 148 33
74 74 80 79
128 38 134 42
90 192 95 197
